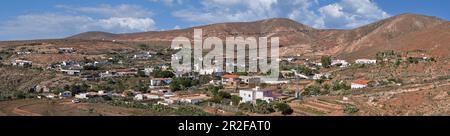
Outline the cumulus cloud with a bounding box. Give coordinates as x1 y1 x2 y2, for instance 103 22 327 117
173 0 279 23
56 4 153 18
150 0 184 6
95 17 155 32
318 0 390 28
0 4 157 40
173 0 390 29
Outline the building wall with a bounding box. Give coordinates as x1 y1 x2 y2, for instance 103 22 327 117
351 83 367 89
239 90 254 103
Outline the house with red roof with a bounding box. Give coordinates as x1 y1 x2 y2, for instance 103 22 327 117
351 79 370 89
221 74 240 86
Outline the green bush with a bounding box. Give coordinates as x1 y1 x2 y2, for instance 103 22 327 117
170 77 194 91
275 102 293 115
321 56 332 68
230 95 241 106
343 104 359 114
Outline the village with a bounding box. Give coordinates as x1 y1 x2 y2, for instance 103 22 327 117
2 40 447 116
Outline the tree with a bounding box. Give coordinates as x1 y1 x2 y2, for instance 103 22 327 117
275 102 293 115
137 70 147 77
253 100 275 114
135 81 149 92
153 69 174 78
170 78 193 91
321 56 332 68
231 95 242 106
295 65 318 76
343 104 359 114
332 80 350 91
238 102 254 111
304 85 321 96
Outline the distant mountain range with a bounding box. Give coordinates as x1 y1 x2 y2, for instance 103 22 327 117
66 13 450 58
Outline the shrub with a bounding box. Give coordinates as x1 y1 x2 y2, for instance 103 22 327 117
304 85 321 96
343 104 359 114
275 102 293 115
230 95 242 106
170 78 194 91
321 56 332 68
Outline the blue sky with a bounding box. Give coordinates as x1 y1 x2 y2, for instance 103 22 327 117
0 0 449 40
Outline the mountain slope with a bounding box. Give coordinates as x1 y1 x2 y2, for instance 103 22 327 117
67 13 450 58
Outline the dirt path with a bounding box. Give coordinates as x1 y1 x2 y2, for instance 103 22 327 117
12 102 43 116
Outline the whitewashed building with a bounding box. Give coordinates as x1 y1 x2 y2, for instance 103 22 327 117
351 79 369 89
355 59 377 65
239 87 278 103
12 60 32 67
332 59 349 67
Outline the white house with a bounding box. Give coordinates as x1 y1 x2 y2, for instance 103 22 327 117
134 94 144 101
75 93 89 99
239 87 278 103
332 59 349 67
143 68 154 76
143 94 160 100
351 79 369 89
150 78 173 88
12 60 32 67
355 59 377 65
60 69 81 76
58 48 75 53
179 94 210 104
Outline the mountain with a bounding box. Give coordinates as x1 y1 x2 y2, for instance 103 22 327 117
336 13 446 58
67 13 450 58
68 31 120 40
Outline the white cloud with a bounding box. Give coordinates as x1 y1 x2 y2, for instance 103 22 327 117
56 4 153 18
173 0 390 29
0 13 94 40
173 0 279 23
288 0 324 28
150 0 184 6
317 0 390 28
0 4 157 40
95 17 155 32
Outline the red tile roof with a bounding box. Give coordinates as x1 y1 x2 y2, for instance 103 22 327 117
353 79 369 85
222 74 239 79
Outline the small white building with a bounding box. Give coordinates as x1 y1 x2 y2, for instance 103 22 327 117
239 87 278 103
179 94 210 104
12 60 32 67
60 69 81 76
58 48 75 53
143 68 154 76
75 93 89 99
134 94 144 101
332 59 349 67
150 78 173 88
143 94 160 100
355 59 377 65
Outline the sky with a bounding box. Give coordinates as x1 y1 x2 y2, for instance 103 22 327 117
0 0 449 41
